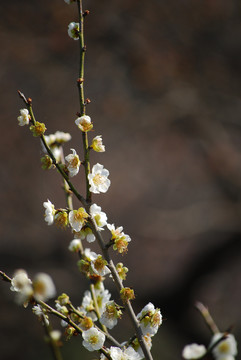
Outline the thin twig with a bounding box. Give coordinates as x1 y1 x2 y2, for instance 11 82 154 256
195 302 220 334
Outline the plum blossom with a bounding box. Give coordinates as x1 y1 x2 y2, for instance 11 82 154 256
89 203 107 230
17 109 30 126
74 227 96 243
32 273 56 302
10 269 33 306
69 208 88 232
68 239 82 252
182 344 206 359
88 163 110 194
210 333 237 360
81 282 111 319
68 22 79 40
10 269 32 292
32 304 49 326
43 199 55 225
109 346 141 360
75 115 93 132
82 327 105 351
91 135 105 152
107 224 131 254
100 301 122 329
65 148 81 177
131 334 152 359
137 302 162 336
81 290 98 321
92 255 111 277
45 131 71 146
44 131 71 162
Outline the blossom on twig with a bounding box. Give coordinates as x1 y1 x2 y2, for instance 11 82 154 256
17 108 30 126
182 344 206 359
65 148 81 177
88 163 110 194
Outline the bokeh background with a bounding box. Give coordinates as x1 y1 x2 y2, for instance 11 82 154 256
1 0 241 359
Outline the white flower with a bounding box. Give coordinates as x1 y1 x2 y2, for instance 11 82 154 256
92 255 111 277
65 149 81 177
11 269 32 292
32 304 49 326
109 346 141 360
11 269 33 306
81 290 97 320
43 199 55 225
32 304 44 316
54 131 71 143
17 108 30 126
99 301 121 329
88 163 111 194
75 115 93 132
107 223 131 253
32 273 56 302
131 335 152 359
210 333 237 360
69 208 88 232
68 22 79 40
91 135 105 152
90 204 107 230
107 224 123 238
94 287 111 315
100 354 109 360
82 328 105 351
137 302 162 336
182 344 206 359
45 131 71 146
74 227 96 243
83 248 98 261
68 239 82 252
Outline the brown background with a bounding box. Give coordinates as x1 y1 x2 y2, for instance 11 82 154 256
0 0 241 359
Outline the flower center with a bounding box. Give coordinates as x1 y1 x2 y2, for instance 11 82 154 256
70 157 79 167
93 174 104 185
218 342 230 353
89 335 98 345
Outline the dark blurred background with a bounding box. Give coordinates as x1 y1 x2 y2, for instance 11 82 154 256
0 0 241 359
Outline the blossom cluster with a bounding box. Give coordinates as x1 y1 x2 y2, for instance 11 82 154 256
7 1 238 360
182 332 238 360
10 269 56 307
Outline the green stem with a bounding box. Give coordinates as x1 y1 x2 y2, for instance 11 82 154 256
42 313 63 360
82 131 91 203
77 0 91 202
77 0 86 116
90 283 108 334
59 147 73 210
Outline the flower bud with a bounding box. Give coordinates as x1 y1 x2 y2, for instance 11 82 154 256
57 293 70 306
91 135 105 152
41 155 53 170
116 263 128 281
